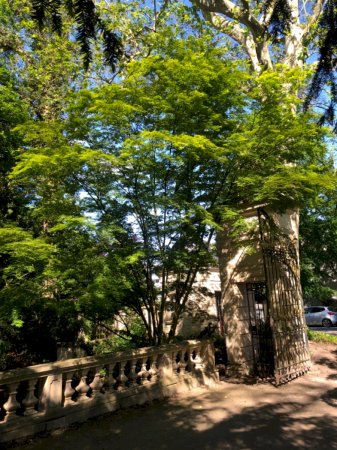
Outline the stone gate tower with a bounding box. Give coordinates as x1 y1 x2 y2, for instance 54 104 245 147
217 207 311 384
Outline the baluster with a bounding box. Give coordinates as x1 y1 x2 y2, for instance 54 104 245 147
183 349 190 372
3 382 20 422
149 355 158 383
89 366 104 397
64 371 76 406
140 359 149 384
22 378 38 415
118 361 128 390
179 350 187 374
158 352 174 380
128 359 137 386
189 348 194 372
192 347 204 372
75 370 90 401
106 363 116 391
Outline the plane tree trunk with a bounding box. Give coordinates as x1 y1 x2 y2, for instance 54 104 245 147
190 0 325 381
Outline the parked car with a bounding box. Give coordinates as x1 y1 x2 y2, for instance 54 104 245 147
304 306 337 327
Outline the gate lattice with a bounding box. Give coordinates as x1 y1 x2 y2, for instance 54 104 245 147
246 282 274 378
257 208 311 384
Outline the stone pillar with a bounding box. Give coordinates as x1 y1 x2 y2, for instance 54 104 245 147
217 206 310 382
40 374 63 413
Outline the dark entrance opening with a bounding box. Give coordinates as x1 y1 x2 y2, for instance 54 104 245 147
215 290 224 336
246 282 274 378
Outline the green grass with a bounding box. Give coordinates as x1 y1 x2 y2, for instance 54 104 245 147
307 328 337 345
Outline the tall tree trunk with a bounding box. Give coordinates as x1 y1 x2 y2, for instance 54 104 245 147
191 0 324 382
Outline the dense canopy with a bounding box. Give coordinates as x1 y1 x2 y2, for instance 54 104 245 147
0 0 336 369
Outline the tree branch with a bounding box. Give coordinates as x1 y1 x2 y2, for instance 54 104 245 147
259 0 277 26
194 0 264 35
204 13 263 71
304 0 325 35
191 0 272 71
96 321 131 340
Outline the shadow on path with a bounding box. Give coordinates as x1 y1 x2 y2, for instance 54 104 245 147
6 341 337 450
6 385 337 450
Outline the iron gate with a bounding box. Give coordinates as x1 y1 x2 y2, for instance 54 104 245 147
257 208 311 384
246 282 274 378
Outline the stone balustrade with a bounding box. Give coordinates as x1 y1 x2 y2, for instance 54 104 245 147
0 340 218 444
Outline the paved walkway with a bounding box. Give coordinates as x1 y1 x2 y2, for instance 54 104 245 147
9 342 337 450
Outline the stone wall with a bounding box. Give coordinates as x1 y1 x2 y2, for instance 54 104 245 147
163 268 221 338
0 340 218 444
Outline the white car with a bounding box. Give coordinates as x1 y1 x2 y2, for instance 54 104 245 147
304 306 337 327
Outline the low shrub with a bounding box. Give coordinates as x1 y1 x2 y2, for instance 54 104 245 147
307 328 337 345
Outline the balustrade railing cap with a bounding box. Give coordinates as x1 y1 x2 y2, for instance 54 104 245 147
0 340 208 384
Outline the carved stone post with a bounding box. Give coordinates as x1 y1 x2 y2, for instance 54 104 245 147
3 382 20 422
178 350 187 375
140 359 149 384
159 352 173 383
106 364 116 391
22 379 38 415
75 371 90 401
118 361 128 390
64 371 76 406
186 348 194 372
148 356 158 383
128 359 137 386
192 347 204 372
89 367 104 397
40 374 63 413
